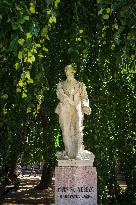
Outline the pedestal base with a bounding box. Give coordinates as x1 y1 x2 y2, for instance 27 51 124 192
55 163 97 205
58 159 94 166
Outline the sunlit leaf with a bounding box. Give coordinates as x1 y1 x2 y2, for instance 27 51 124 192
18 80 24 87
29 3 35 14
49 16 56 24
106 8 111 13
18 51 23 60
27 107 31 113
28 78 33 83
15 63 20 70
43 47 48 52
35 44 41 47
18 38 25 45
25 71 30 79
55 0 60 7
22 92 27 98
26 33 32 39
38 53 44 58
16 87 21 92
79 29 83 34
31 55 35 62
28 51 32 57
47 10 51 15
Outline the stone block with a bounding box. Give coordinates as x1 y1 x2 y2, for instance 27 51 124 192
58 159 94 167
55 166 97 205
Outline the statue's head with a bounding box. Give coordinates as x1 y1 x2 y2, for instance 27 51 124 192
65 65 76 78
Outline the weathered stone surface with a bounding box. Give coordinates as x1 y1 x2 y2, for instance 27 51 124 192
55 65 93 159
58 159 94 167
55 166 97 205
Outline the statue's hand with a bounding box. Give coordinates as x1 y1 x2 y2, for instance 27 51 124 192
64 95 74 106
82 106 91 115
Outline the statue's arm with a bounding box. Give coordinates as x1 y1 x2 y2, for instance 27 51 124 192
80 83 91 115
56 82 74 105
56 82 65 102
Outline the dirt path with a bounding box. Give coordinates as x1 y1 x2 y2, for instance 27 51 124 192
0 174 126 205
0 175 55 205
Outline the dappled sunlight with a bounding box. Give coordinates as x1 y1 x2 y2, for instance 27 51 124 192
1 175 55 205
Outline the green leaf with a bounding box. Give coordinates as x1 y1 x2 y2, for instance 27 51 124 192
18 51 23 60
35 44 41 48
38 53 44 58
15 63 20 70
49 16 56 24
29 3 35 14
9 37 18 51
106 8 111 13
43 47 48 52
12 23 18 30
16 87 21 92
19 24 23 32
32 48 37 53
18 80 24 87
31 55 35 62
1 94 8 99
28 78 33 83
47 0 54 5
112 23 119 30
28 51 32 57
79 29 83 34
25 71 30 79
0 15 2 23
22 92 27 98
18 38 25 45
97 0 102 3
98 8 103 15
26 33 32 39
47 10 51 15
16 6 21 11
55 0 60 7
41 27 48 37
24 16 29 20
102 14 109 19
131 55 135 60
27 107 31 113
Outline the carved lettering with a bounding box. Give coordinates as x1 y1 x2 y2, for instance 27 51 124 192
59 195 80 199
78 186 93 192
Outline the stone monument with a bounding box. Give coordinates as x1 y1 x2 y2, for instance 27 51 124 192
55 65 97 205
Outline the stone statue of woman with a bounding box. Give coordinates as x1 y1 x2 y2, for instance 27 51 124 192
55 65 94 160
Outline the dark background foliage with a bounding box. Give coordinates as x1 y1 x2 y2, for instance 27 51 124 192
0 0 135 204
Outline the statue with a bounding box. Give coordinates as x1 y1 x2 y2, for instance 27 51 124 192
55 65 94 160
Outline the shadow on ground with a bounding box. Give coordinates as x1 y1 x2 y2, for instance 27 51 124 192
1 175 55 205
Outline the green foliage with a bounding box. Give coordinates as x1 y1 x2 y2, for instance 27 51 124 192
0 0 135 203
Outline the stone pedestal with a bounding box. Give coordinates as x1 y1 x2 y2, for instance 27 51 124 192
55 160 97 205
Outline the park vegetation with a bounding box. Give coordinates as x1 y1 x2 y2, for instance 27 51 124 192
0 0 135 204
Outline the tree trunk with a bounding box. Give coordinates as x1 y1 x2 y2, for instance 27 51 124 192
35 163 53 190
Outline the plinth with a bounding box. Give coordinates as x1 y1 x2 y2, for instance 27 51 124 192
55 160 97 205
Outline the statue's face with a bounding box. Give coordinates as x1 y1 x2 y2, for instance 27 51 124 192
65 65 76 78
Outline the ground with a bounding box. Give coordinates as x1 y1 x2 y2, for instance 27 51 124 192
0 174 126 205
0 174 55 205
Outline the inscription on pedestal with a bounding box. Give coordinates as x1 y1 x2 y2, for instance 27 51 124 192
55 166 97 205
